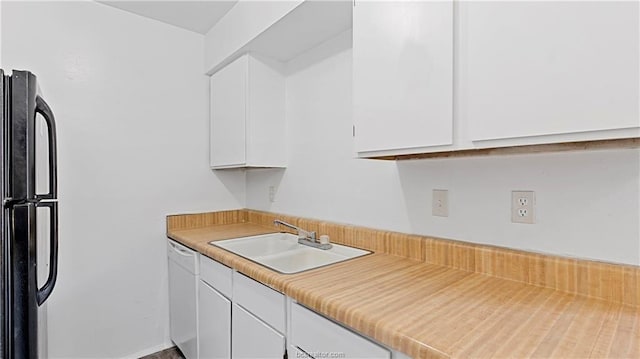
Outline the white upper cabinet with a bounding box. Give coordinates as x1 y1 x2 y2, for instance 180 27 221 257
210 54 285 169
460 1 640 143
353 1 454 156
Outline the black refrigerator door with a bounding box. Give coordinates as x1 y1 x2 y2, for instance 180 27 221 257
7 70 58 203
0 69 7 359
8 202 57 358
9 203 38 359
6 71 58 305
2 70 59 359
5 197 58 359
7 70 37 204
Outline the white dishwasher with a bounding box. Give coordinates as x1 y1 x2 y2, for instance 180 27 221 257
167 239 199 359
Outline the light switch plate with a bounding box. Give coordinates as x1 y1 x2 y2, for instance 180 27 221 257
512 190 535 224
432 189 449 217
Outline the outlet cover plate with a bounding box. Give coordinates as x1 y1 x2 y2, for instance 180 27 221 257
512 190 535 224
268 186 276 203
432 189 449 217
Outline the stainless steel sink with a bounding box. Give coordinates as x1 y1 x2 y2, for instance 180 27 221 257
209 233 370 274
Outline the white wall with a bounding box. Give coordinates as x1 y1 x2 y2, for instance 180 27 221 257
247 31 640 266
2 1 244 358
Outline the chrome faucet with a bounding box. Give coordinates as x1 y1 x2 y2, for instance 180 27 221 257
273 219 316 240
273 219 331 250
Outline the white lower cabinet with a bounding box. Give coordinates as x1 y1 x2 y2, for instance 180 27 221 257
232 304 285 359
191 253 403 359
198 255 233 359
231 271 286 358
290 303 391 359
198 281 231 359
291 345 313 359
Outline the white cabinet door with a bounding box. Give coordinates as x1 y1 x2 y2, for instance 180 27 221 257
210 55 247 168
353 1 453 155
291 303 390 359
245 55 286 168
210 54 285 169
232 304 285 359
168 260 198 359
198 281 231 359
461 1 639 142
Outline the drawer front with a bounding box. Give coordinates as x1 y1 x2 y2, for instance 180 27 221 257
199 255 232 298
167 239 198 274
291 303 391 359
232 272 285 333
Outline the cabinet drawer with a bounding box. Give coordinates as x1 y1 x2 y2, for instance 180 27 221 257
232 272 285 333
291 303 390 359
199 255 232 298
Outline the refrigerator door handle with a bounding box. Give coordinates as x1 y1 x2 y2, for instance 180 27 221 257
35 201 58 306
34 95 57 200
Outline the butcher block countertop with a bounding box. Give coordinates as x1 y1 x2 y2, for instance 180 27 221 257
167 211 640 359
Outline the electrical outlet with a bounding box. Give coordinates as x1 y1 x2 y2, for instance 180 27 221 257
512 191 535 224
268 186 276 203
432 189 449 217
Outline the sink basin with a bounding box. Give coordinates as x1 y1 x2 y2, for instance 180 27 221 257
210 233 370 274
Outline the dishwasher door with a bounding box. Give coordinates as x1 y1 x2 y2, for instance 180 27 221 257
168 240 198 359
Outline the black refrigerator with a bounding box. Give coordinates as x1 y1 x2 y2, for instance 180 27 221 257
0 70 59 358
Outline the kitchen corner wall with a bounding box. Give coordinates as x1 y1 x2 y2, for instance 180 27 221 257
246 31 640 266
1 1 244 358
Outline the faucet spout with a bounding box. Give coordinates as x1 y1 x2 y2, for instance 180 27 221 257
273 219 316 241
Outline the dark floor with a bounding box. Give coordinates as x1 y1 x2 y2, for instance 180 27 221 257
139 346 184 359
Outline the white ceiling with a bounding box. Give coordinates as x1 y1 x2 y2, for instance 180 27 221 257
98 1 238 34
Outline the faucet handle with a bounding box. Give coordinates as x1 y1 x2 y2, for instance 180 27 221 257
319 235 330 245
298 229 316 241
